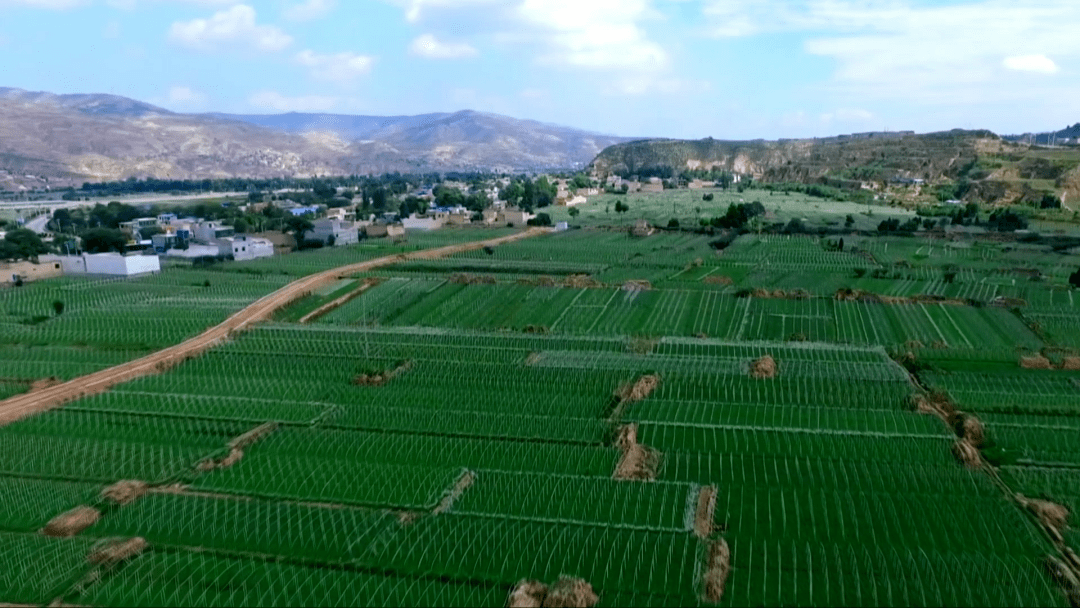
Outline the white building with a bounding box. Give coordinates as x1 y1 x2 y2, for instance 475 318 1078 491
41 253 160 277
192 221 235 244
220 235 274 260
311 219 359 246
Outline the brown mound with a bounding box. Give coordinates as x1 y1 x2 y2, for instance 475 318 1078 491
196 448 244 471
615 424 639 451
449 273 496 285
230 422 279 450
1021 355 1053 369
43 506 101 538
352 360 413 386
1043 556 1080 597
523 325 550 334
509 578 598 608
433 470 475 514
101 480 149 506
621 280 653 291
694 486 718 538
703 539 731 603
30 376 61 391
1019 496 1071 532
88 537 147 566
751 288 771 298
905 340 925 350
524 352 543 366
960 416 985 448
693 257 704 267
616 375 660 404
696 332 708 339
749 355 777 379
613 444 660 480
703 275 733 286
952 439 981 469
787 332 808 342
563 274 604 289
930 340 949 350
1061 357 1080 370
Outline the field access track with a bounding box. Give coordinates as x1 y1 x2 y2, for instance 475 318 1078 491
0 228 547 426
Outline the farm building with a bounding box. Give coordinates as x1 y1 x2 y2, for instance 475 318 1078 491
40 253 160 276
364 222 406 240
310 219 360 246
220 235 274 261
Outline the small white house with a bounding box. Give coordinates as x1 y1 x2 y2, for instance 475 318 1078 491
311 219 359 246
221 235 274 260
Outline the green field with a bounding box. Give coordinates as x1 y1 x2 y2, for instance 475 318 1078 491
2 215 1080 606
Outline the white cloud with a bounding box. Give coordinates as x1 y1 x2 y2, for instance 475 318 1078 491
409 33 477 59
248 90 340 112
386 0 500 23
168 5 292 53
106 0 235 8
167 85 206 107
283 0 335 21
1003 54 1059 74
294 50 374 84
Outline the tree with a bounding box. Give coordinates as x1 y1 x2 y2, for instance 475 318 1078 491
667 218 680 228
285 215 314 246
614 201 629 214
527 213 552 227
702 193 714 202
988 209 1028 232
0 228 49 260
80 228 128 253
1070 267 1080 288
568 207 580 218
844 214 855 228
52 300 64 316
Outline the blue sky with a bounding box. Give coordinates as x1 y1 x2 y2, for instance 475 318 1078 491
0 0 1076 139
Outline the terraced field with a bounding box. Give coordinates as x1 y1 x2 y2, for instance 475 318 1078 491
1 227 1079 606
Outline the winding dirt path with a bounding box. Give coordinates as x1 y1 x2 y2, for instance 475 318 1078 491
0 229 547 426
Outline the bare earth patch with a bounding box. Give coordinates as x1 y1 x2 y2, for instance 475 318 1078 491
1020 355 1054 369
749 355 777 379
433 470 475 514
101 480 149 506
353 360 414 387
509 577 598 608
694 485 718 538
613 424 660 481
952 439 981 469
703 539 731 603
88 537 147 566
43 506 100 538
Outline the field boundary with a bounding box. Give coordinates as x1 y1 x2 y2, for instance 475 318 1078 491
0 228 548 426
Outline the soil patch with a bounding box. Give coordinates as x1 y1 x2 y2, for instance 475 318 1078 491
959 416 985 448
88 537 147 566
101 480 149 506
613 424 660 481
1061 357 1080 371
990 296 1028 308
353 360 413 387
229 422 279 450
694 485 718 538
1021 355 1054 369
621 280 653 291
29 376 61 391
449 273 497 285
753 288 810 300
524 352 543 366
433 470 475 514
563 275 605 289
749 355 777 379
509 577 598 608
703 276 733 286
196 448 244 472
615 375 661 405
952 439 981 469
1019 495 1070 533
703 539 731 603
43 506 100 537
518 275 558 287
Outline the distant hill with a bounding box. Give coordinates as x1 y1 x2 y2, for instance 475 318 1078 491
0 87 634 190
1004 123 1080 146
590 130 1080 206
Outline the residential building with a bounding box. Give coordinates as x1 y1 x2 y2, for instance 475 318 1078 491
221 235 274 260
311 218 360 246
41 253 160 276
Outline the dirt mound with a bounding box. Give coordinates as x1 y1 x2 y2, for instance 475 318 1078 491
563 274 605 289
615 375 660 404
30 376 61 391
230 422 279 450
703 275 733 286
613 424 660 481
952 439 981 469
43 506 100 537
101 480 149 506
990 296 1027 308
959 416 985 448
749 355 777 379
433 470 475 514
915 391 960 426
196 447 244 471
625 338 658 355
905 340 925 350
621 280 653 291
518 275 558 287
930 340 949 349
448 273 496 285
703 539 731 603
694 485 718 538
1021 355 1053 369
524 352 543 366
353 360 413 386
787 332 808 342
88 537 147 566
510 578 598 608
1019 495 1070 533
1061 357 1080 370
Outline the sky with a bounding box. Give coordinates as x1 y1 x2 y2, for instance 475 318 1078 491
0 0 1077 139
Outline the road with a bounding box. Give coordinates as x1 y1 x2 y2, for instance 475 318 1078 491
0 192 247 213
0 228 548 426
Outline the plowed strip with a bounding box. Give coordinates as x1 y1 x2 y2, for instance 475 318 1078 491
0 229 547 426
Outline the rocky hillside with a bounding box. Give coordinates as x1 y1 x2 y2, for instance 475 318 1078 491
0 87 632 190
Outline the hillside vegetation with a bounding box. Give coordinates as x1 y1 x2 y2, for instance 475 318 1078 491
592 131 1080 207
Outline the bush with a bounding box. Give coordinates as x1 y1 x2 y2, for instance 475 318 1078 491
527 213 552 227
667 218 680 228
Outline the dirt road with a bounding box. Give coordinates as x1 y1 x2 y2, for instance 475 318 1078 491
0 228 547 426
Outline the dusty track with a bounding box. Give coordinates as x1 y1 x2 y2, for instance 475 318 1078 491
0 229 547 426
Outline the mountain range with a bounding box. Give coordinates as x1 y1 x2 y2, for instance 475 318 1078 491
0 87 634 190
